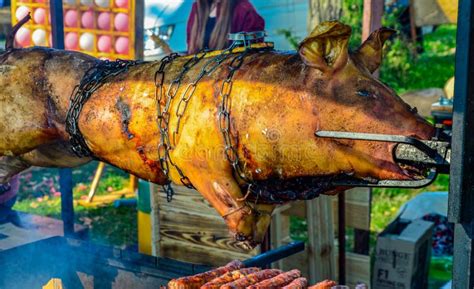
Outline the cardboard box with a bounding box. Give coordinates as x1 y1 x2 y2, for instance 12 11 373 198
373 218 434 289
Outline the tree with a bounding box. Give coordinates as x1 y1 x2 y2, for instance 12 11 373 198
307 0 343 31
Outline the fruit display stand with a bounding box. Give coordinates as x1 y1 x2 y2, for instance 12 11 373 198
10 0 143 60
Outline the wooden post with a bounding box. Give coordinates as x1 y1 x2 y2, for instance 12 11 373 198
270 210 284 269
362 0 384 41
149 183 161 256
337 192 346 284
86 162 105 203
307 195 336 283
362 0 384 77
129 175 138 192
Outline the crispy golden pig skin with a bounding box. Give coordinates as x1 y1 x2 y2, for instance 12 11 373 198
0 21 435 247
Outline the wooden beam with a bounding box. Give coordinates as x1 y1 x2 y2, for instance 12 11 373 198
362 0 384 41
306 196 336 283
337 192 346 284
86 162 105 203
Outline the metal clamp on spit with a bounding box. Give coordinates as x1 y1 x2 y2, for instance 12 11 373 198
228 31 267 48
315 127 451 188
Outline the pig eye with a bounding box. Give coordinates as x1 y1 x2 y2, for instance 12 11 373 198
356 90 372 98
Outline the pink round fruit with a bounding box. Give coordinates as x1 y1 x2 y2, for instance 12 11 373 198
32 28 47 46
97 35 112 52
15 27 31 47
15 6 30 21
33 8 46 24
81 10 94 29
64 10 79 27
114 36 129 54
79 32 95 51
65 32 79 50
97 12 111 30
115 0 128 8
114 13 129 32
95 0 109 8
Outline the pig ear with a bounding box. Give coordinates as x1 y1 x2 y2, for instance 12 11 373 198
298 21 352 73
353 27 396 73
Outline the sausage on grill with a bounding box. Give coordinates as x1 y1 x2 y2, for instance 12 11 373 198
247 269 301 289
168 260 244 289
200 268 261 289
220 269 283 289
308 280 337 289
282 277 308 289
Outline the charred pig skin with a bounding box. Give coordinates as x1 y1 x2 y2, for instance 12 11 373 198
0 21 434 247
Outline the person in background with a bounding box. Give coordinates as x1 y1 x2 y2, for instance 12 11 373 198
0 175 18 222
186 0 265 54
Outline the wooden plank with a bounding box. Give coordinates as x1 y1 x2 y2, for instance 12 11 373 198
362 0 384 40
335 252 371 288
282 250 369 288
150 183 161 256
362 0 384 77
270 211 290 269
331 199 370 231
152 183 260 265
306 196 336 284
158 208 250 253
331 188 371 231
156 186 217 214
345 188 371 203
160 238 257 266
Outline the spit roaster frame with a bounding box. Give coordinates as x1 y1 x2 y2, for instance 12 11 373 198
314 128 451 188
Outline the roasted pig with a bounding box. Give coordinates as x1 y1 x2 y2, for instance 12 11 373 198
0 19 434 247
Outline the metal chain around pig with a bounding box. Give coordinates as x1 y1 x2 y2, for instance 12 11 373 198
155 44 245 201
218 49 254 186
66 59 141 158
154 51 210 201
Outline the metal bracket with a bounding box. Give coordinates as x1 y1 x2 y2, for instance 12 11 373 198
228 31 266 48
315 130 451 188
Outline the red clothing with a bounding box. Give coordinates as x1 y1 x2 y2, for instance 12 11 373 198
186 0 265 51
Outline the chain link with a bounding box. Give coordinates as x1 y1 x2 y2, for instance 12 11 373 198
217 49 254 185
156 44 273 202
155 44 244 201
66 59 141 157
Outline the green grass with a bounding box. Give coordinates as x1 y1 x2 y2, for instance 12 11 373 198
381 25 457 94
13 162 137 247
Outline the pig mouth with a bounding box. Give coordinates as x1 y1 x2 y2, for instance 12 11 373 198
241 156 429 205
